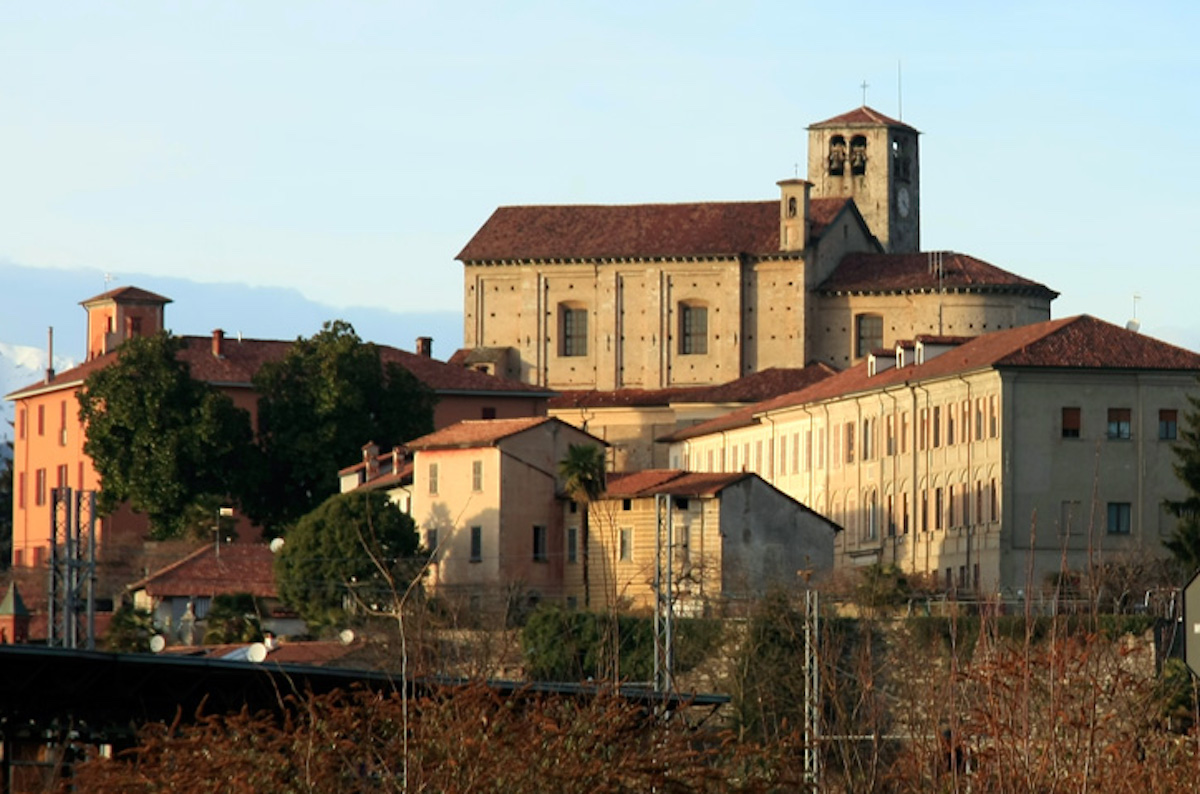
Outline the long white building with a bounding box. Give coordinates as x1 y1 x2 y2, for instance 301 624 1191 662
665 316 1200 594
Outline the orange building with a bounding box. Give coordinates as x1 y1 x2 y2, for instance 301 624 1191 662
6 286 554 570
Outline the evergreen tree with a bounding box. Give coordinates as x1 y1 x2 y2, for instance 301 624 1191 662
78 333 256 539
104 603 159 653
249 321 436 530
0 433 12 570
275 490 420 627
1166 390 1200 574
201 593 265 644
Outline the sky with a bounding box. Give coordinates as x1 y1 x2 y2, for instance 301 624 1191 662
2 2 1199 349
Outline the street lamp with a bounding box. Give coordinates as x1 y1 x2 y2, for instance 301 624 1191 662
215 506 234 558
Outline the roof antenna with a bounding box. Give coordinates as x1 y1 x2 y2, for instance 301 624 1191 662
1126 293 1141 333
897 59 903 120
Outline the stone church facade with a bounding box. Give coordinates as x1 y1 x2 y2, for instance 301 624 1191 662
456 106 1058 391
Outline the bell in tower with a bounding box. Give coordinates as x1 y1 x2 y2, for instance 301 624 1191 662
806 106 920 254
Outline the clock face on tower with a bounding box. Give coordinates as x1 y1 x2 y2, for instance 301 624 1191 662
897 186 910 218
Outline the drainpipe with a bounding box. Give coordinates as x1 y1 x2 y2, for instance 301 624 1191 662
765 414 779 481
879 389 900 565
914 382 931 576
957 373 974 594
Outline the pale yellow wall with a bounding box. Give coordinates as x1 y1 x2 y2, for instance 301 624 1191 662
465 259 751 390
551 401 779 473
739 259 807 377
411 421 600 604
414 447 503 592
464 245 1050 390
582 496 723 614
671 363 1197 594
671 371 1004 588
809 292 1053 369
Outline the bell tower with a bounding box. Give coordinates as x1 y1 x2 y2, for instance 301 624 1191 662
806 106 920 253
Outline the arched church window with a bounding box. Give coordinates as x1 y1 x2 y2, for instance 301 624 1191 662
850 135 867 175
787 196 797 218
828 135 847 176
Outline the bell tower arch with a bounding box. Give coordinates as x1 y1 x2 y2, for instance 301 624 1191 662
807 106 920 253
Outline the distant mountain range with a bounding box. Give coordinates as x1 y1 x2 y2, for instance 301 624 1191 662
0 261 463 442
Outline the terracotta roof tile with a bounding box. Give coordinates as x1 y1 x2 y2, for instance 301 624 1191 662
549 364 837 410
7 334 552 400
820 251 1057 297
604 469 753 498
407 416 551 450
808 105 916 131
669 316 1200 441
127 543 277 599
375 346 551 395
659 401 764 442
79 286 173 306
457 198 851 262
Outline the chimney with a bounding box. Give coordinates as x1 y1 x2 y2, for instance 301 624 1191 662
391 446 407 474
212 329 225 358
416 336 433 357
44 327 55 383
362 441 380 480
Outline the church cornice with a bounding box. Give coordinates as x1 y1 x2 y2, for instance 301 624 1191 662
818 284 1059 299
463 254 759 267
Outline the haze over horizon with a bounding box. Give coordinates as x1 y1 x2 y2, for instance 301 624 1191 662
2 2 1198 350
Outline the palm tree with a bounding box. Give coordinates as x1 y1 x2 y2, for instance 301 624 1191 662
559 443 606 608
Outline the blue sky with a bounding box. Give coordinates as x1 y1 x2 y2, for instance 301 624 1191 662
3 2 1199 348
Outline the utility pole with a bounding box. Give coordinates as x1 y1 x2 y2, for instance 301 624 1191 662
48 488 97 650
804 589 821 789
653 493 675 694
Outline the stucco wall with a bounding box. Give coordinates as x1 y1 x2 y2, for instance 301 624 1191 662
412 421 598 605
670 363 1199 594
999 370 1193 590
718 477 837 598
809 292 1053 370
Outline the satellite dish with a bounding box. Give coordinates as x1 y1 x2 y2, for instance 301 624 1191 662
246 642 268 663
339 629 356 646
269 537 286 554
149 634 166 653
1127 293 1142 333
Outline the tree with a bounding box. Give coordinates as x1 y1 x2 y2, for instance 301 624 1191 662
78 332 256 539
558 443 606 608
1166 389 1200 574
249 320 436 530
274 490 420 627
0 432 12 570
104 603 159 653
201 593 265 644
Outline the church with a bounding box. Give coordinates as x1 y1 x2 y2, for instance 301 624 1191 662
455 106 1058 392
